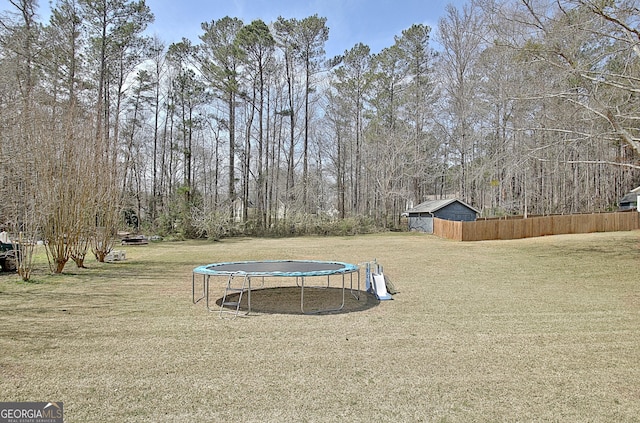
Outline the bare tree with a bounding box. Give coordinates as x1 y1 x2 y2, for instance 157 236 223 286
0 0 42 279
237 19 275 228
198 17 245 219
437 2 487 202
331 43 373 214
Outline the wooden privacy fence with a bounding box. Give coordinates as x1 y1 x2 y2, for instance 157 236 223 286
433 212 640 241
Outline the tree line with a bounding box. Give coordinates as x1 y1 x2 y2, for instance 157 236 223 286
1 0 639 275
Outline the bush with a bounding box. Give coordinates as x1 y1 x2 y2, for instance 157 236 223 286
170 206 389 240
190 208 233 240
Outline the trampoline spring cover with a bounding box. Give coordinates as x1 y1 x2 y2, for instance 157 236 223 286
193 259 359 277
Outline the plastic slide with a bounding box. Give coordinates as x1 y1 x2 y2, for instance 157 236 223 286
371 273 393 300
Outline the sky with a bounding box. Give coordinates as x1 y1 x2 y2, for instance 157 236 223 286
144 0 468 57
0 0 468 58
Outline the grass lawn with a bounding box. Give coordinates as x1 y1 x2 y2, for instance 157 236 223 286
1 231 639 422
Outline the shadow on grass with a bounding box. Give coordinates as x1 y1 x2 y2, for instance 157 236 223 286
213 287 380 315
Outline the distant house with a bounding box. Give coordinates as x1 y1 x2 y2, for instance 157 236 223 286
404 199 479 233
619 186 640 211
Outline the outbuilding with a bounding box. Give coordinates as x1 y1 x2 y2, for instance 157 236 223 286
619 186 640 211
404 199 479 233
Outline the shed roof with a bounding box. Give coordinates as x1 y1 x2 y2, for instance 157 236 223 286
405 198 480 215
620 191 637 204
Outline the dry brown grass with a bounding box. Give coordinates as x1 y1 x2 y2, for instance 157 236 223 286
1 232 640 422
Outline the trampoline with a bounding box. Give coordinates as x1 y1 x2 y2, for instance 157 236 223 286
192 260 360 316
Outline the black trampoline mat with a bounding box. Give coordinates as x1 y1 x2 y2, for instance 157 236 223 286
206 260 346 274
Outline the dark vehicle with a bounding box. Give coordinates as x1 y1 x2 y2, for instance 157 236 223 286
0 242 18 272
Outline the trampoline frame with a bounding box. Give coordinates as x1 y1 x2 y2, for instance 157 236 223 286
192 260 360 315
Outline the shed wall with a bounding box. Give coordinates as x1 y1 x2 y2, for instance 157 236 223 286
433 202 477 222
409 215 433 233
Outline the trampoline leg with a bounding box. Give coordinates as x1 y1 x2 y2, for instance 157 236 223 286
247 276 252 315
300 276 305 313
206 275 215 312
350 271 362 301
193 273 206 304
340 274 346 309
